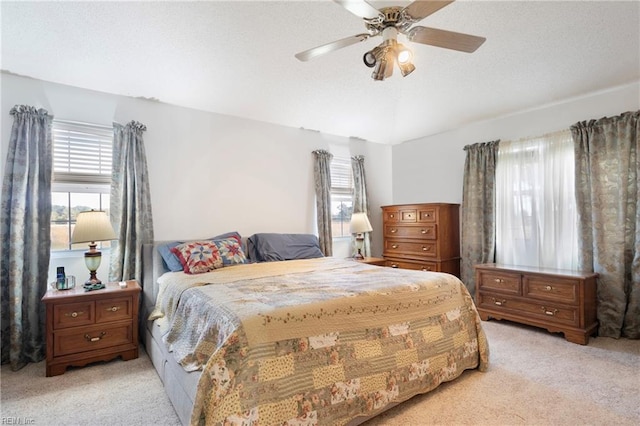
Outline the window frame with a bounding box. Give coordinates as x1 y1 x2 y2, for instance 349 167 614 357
50 120 113 252
330 156 354 239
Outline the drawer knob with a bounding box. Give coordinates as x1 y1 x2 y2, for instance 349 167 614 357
107 306 121 312
542 307 558 316
391 264 398 268
390 229 397 233
422 246 428 251
492 298 507 306
421 229 427 234
390 214 394 218
84 331 107 342
493 278 504 283
545 285 553 291
421 267 432 271
392 244 399 249
65 311 84 318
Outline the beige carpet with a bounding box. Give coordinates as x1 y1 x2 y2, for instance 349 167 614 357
1 320 639 425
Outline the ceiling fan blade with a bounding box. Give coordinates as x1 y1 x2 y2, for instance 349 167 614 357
333 0 382 20
407 26 486 53
295 33 371 62
402 1 455 22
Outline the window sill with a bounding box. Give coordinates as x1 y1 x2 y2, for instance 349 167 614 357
51 248 111 259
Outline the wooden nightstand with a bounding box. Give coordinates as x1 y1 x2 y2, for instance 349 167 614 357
42 280 141 376
356 257 387 266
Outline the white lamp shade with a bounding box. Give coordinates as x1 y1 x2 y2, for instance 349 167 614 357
71 210 117 243
350 212 373 234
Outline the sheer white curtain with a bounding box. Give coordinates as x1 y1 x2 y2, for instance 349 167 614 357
495 129 578 269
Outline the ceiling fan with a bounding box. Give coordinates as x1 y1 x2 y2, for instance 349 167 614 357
295 0 486 81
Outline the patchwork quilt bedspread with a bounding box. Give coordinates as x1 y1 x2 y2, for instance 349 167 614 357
150 257 489 426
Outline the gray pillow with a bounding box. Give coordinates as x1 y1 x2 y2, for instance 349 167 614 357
247 233 324 262
158 231 241 272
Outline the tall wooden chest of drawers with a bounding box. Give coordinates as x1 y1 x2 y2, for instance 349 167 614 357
381 203 460 277
42 280 141 376
475 263 598 344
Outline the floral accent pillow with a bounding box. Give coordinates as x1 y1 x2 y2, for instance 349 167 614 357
214 237 247 266
171 241 223 274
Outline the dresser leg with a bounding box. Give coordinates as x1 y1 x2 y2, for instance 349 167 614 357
564 331 588 345
46 363 68 377
477 311 490 321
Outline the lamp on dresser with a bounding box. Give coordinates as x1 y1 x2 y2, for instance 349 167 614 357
71 210 117 290
350 212 373 260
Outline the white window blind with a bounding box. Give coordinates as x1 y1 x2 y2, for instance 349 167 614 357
53 120 113 184
330 157 353 195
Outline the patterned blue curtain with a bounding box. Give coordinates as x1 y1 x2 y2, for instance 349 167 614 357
1 105 53 370
351 155 371 257
109 121 154 283
460 140 500 297
312 150 333 256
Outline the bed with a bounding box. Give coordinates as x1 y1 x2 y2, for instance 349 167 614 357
141 233 489 426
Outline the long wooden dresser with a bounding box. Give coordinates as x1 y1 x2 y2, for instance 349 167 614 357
475 263 598 344
381 203 460 277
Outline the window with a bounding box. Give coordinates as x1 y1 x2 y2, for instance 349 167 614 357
495 130 578 269
51 120 113 251
330 156 353 238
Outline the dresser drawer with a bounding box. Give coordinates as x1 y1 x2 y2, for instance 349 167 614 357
418 207 437 222
96 297 134 323
399 209 418 222
384 224 437 240
386 259 438 272
524 276 578 305
478 292 578 327
477 272 521 295
384 240 437 257
53 301 95 329
383 209 400 222
53 322 134 357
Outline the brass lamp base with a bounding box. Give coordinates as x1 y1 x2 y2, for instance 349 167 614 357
83 245 105 290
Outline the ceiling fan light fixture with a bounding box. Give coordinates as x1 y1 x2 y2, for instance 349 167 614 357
396 43 412 64
363 51 376 67
398 61 416 77
371 54 392 81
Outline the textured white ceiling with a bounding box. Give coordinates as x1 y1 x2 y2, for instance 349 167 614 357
2 1 639 144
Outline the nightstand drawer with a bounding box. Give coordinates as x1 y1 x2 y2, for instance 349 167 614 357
54 322 134 357
96 297 133 323
54 301 95 329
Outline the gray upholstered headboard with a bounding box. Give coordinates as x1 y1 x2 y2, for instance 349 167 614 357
141 241 171 319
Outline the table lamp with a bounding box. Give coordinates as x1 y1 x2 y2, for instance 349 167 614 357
350 212 373 260
71 210 117 289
